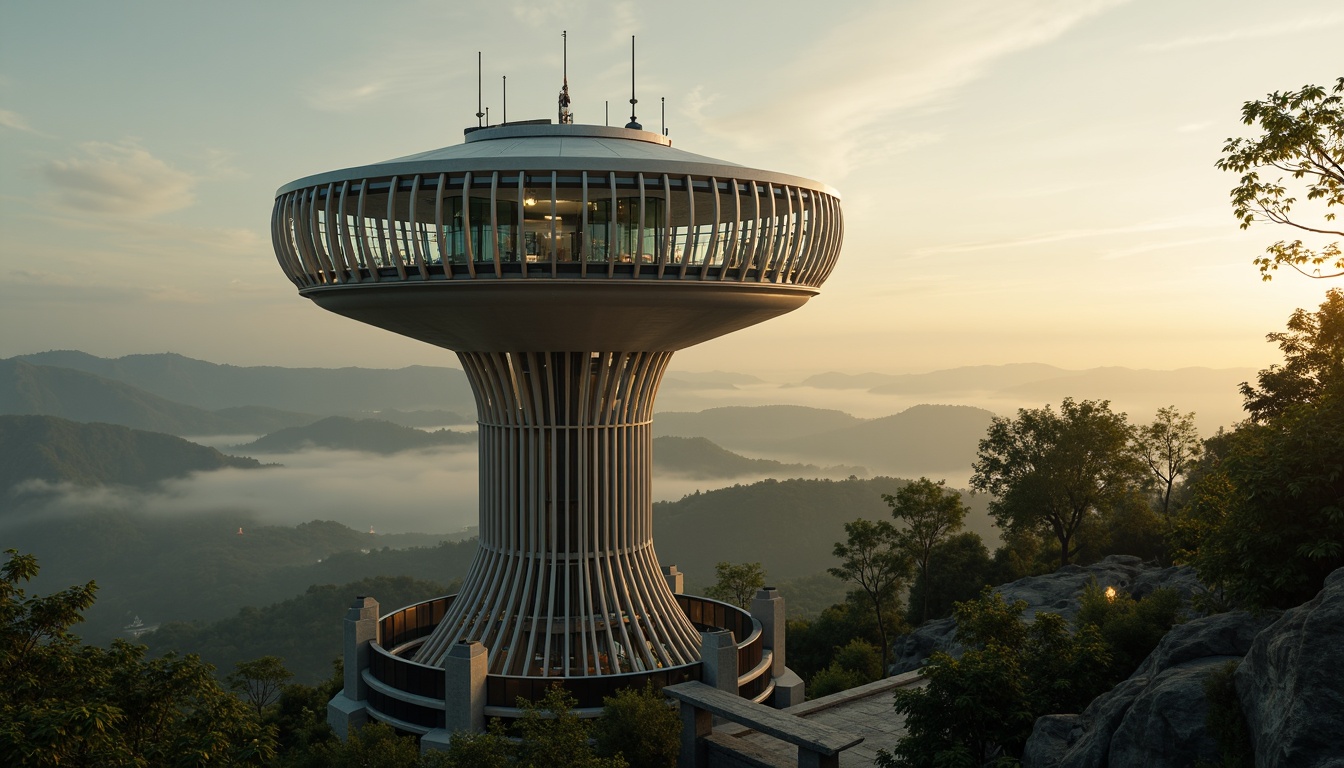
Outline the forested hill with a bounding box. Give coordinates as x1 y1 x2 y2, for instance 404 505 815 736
0 359 318 435
235 416 475 455
653 403 995 475
652 436 864 478
0 414 262 492
6 350 475 414
653 476 996 585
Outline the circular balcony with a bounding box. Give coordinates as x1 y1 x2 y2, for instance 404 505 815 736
360 593 773 734
269 124 843 352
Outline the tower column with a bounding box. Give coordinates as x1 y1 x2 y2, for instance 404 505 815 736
415 351 702 675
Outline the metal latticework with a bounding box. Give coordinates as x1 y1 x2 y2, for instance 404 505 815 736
414 350 702 675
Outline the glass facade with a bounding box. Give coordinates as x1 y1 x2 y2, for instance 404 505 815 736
273 169 841 288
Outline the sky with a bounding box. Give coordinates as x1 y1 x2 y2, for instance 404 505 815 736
1 0 1340 378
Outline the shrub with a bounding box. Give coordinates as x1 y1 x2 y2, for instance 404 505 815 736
593 682 680 768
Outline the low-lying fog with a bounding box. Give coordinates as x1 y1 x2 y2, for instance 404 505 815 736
9 376 1241 537
9 440 860 537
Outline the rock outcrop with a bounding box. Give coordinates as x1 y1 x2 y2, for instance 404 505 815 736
1021 610 1275 768
1024 567 1344 768
1237 568 1344 767
889 555 1203 674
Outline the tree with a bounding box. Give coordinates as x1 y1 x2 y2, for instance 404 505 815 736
904 532 994 625
884 478 968 624
876 590 1112 767
593 682 680 768
1216 77 1343 280
971 398 1146 567
228 655 294 717
1135 406 1202 516
0 549 274 766
704 561 765 609
829 519 911 672
1239 287 1344 422
1183 291 1344 608
513 685 627 768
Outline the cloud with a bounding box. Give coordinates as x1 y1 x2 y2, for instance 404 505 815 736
1141 12 1344 52
684 0 1130 180
0 108 46 136
42 141 196 217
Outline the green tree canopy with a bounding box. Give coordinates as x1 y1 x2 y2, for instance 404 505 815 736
971 398 1146 567
1135 406 1202 516
884 477 968 624
829 518 911 671
704 561 765 609
1239 287 1344 422
1182 290 1344 608
0 549 274 767
1217 77 1343 280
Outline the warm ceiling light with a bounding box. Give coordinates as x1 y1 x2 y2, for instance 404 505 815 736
524 196 537 206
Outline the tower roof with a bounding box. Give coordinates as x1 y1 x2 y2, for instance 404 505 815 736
277 124 837 198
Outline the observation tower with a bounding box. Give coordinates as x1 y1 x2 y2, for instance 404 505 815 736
270 112 842 737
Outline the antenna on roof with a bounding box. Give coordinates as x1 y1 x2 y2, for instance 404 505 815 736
625 36 641 130
605 100 609 127
661 96 666 137
476 52 484 128
486 106 490 126
502 75 507 125
559 30 573 124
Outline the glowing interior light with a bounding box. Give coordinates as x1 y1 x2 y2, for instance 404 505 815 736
1105 586 1117 602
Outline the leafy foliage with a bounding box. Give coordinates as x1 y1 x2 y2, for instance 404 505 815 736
905 531 994 625
1239 287 1344 422
1182 290 1344 608
593 682 680 768
877 590 1112 767
829 518 912 671
808 638 884 698
1075 582 1183 679
786 593 887 682
513 685 627 768
1216 78 1344 280
972 398 1147 566
0 549 275 767
885 477 968 624
228 656 294 717
704 561 766 609
1135 406 1202 516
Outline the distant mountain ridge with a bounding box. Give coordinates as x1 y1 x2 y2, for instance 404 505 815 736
652 436 865 479
5 350 476 414
234 416 475 455
653 403 994 475
0 414 261 493
0 359 318 435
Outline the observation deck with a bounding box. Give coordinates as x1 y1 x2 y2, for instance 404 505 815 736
270 123 843 351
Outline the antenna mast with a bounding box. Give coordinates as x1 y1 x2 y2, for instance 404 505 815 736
475 52 484 127
558 31 573 124
502 75 507 125
625 36 640 129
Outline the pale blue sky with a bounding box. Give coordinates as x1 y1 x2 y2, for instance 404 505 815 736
0 0 1338 374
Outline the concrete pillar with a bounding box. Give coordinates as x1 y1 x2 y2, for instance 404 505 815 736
327 595 379 738
444 640 488 734
699 629 737 694
343 596 380 700
750 587 786 677
663 564 684 594
677 699 712 768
